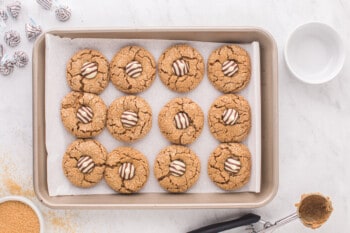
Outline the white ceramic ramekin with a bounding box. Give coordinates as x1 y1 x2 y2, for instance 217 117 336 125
284 22 345 84
0 195 44 233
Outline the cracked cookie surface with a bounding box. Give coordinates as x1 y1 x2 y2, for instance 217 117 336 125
158 97 204 145
158 44 204 92
62 139 107 188
208 45 251 93
208 143 251 191
154 145 200 193
110 46 156 94
66 49 109 94
60 91 107 138
107 95 152 142
208 94 251 142
104 147 149 194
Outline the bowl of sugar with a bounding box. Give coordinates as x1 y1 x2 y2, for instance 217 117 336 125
0 195 44 233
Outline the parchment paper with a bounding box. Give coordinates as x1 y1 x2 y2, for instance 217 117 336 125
45 34 261 196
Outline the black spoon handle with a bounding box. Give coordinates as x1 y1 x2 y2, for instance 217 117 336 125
187 213 261 233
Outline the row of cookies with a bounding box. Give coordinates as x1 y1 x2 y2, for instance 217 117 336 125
61 93 251 144
63 139 251 193
66 44 251 95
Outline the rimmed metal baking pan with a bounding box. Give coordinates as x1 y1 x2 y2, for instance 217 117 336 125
33 28 278 209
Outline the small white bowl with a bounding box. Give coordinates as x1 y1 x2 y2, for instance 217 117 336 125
284 22 345 84
0 196 45 233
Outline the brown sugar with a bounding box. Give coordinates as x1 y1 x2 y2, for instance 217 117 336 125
3 178 35 197
0 201 40 233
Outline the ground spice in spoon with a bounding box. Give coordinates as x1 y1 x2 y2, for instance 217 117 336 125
0 201 40 233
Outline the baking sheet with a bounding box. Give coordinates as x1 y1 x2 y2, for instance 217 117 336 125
45 34 261 196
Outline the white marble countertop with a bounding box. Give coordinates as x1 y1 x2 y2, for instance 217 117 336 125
0 0 349 232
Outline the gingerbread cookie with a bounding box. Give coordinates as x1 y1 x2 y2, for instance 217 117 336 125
66 49 109 94
62 139 107 188
208 143 251 191
158 44 205 92
207 45 251 93
158 97 204 145
110 46 156 94
104 147 149 194
60 91 107 138
107 95 152 143
208 94 251 142
154 145 200 193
